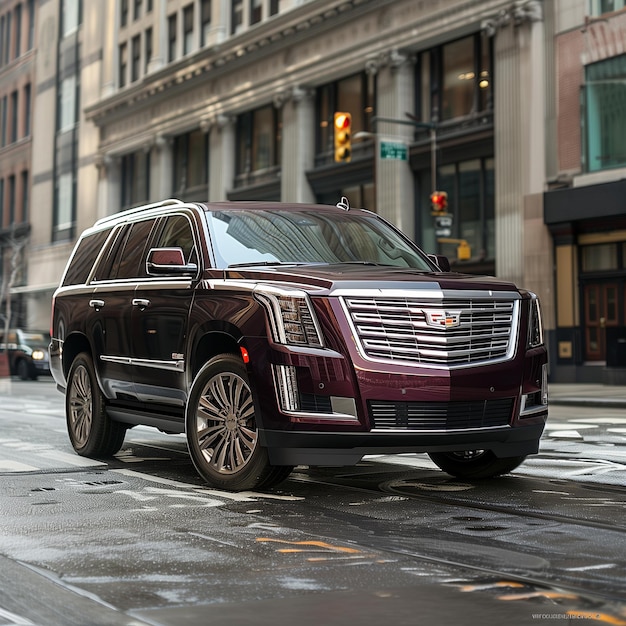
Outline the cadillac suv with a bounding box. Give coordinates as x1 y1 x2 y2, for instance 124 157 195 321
50 198 548 491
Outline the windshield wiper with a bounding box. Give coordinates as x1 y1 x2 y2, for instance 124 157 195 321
227 261 307 268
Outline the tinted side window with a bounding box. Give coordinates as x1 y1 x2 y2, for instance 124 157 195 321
92 225 128 281
153 214 197 264
62 228 113 286
115 219 157 279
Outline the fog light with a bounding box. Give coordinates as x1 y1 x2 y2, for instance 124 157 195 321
520 364 548 417
273 364 300 412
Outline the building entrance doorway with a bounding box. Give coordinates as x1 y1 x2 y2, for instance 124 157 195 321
582 282 621 362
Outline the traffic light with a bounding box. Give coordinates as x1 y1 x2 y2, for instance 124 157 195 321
430 190 448 213
333 112 352 163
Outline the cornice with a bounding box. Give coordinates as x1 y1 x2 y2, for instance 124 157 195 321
85 0 386 126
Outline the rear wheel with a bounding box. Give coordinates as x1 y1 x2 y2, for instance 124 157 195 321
66 352 126 456
186 354 292 491
427 450 526 479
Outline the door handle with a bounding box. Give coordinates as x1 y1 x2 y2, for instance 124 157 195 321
132 298 151 309
89 299 105 310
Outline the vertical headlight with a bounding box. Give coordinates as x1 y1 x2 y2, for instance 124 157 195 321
527 293 544 348
254 286 324 347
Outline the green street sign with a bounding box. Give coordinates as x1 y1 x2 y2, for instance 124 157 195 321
380 141 408 161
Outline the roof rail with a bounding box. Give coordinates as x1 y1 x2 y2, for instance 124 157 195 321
94 198 186 226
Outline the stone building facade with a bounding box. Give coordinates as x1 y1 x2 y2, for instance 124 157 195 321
17 0 601 381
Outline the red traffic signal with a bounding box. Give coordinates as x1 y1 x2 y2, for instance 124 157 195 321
333 112 352 163
430 190 448 213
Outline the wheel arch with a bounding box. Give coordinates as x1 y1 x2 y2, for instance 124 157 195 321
62 332 93 379
190 329 242 383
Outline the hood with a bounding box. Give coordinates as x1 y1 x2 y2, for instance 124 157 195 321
223 263 520 295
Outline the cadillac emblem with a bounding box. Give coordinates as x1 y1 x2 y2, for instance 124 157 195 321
425 310 462 328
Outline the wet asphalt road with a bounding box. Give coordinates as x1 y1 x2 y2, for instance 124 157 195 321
0 379 625 626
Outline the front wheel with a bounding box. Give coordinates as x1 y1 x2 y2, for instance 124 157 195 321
66 352 126 457
186 354 292 491
427 450 526 479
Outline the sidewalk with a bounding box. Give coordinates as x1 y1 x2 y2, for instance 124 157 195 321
549 382 626 408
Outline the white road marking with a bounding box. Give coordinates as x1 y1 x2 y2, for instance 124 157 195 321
0 460 39 472
39 450 105 467
112 468 304 502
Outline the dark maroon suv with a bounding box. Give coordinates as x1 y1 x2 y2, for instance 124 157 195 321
50 198 548 490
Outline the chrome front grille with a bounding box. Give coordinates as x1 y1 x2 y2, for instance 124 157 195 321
341 293 519 368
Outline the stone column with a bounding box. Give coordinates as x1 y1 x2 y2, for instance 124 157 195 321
370 49 415 235
484 0 545 286
154 135 173 199
279 86 315 203
101 0 119 97
96 154 121 219
209 115 235 201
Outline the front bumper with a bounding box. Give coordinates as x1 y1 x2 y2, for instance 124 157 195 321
260 420 546 466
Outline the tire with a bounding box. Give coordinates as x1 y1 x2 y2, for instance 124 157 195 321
186 354 292 491
427 450 526 479
17 359 30 381
66 352 126 457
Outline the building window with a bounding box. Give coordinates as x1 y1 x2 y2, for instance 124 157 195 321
119 42 127 87
121 151 150 209
0 15 5 66
270 0 279 16
583 54 626 172
147 0 153 13
131 35 141 82
173 129 208 195
231 0 243 34
316 73 375 158
10 90 17 142
250 0 262 25
14 3 22 58
23 84 31 137
133 0 142 21
435 35 492 122
168 14 177 62
4 12 11 63
21 170 28 223
121 0 129 27
145 27 153 73
62 0 80 37
55 172 75 238
416 34 492 125
183 4 194 55
8 175 15 224
59 76 77 130
236 105 281 176
0 95 6 146
27 0 34 50
0 179 4 226
590 0 626 15
581 244 619 272
201 0 211 46
418 157 494 266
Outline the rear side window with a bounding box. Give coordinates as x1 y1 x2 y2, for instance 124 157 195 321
62 228 113 286
113 219 157 280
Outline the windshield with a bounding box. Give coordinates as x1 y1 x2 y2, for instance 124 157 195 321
22 332 51 346
208 209 434 270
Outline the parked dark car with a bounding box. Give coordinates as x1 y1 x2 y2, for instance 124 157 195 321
50 198 548 491
0 329 51 380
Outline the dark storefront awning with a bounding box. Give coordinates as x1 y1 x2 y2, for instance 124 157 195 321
544 179 626 225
